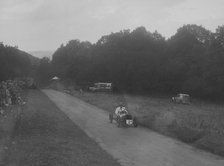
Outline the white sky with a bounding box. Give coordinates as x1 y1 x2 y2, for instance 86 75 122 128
0 0 224 52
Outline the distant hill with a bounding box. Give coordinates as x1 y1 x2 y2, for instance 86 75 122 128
29 50 54 59
0 43 39 81
25 52 40 66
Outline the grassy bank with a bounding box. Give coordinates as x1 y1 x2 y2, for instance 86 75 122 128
0 90 121 166
68 89 224 157
0 91 26 163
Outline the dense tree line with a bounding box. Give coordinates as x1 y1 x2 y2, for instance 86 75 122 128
0 43 38 81
50 24 224 99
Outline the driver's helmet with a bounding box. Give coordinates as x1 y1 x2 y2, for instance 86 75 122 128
117 102 123 108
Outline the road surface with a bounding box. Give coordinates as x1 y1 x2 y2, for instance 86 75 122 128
43 89 224 166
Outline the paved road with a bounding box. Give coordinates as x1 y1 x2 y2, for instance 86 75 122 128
43 89 224 166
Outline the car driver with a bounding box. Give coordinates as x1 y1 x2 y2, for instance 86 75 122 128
115 102 128 117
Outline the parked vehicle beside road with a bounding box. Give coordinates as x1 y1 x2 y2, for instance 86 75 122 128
89 82 112 92
172 93 191 104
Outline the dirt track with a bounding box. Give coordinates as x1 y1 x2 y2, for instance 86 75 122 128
43 89 224 166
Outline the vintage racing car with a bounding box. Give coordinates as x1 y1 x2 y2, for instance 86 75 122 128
109 110 138 127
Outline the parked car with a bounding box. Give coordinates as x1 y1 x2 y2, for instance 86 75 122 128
89 82 112 92
172 93 190 104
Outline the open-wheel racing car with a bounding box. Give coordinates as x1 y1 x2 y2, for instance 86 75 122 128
109 109 138 127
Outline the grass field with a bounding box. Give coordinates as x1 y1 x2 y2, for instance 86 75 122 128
0 90 121 166
68 89 224 157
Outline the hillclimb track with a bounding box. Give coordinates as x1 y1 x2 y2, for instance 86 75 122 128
43 89 224 166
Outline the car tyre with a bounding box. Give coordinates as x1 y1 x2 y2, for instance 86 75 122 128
133 117 138 127
117 117 121 127
109 113 113 123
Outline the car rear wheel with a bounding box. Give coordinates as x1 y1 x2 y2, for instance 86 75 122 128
109 113 113 123
133 117 138 127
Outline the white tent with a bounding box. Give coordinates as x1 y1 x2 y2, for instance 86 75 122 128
51 76 60 80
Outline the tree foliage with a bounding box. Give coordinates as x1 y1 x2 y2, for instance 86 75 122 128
49 24 224 99
0 43 35 81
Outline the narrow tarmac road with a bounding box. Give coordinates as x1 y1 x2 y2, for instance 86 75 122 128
43 89 224 166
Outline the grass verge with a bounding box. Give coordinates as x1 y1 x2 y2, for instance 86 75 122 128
0 90 121 166
68 89 224 157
